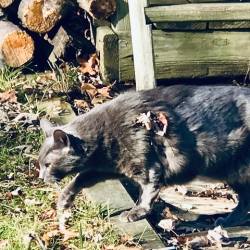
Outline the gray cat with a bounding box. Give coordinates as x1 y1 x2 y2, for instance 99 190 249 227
38 85 250 227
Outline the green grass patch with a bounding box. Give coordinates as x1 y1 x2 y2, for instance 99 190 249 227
0 67 121 250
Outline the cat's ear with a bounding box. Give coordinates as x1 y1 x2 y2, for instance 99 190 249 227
40 118 57 137
53 129 70 148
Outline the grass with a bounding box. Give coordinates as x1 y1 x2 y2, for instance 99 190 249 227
0 66 125 250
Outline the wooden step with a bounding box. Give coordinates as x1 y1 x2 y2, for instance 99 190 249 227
145 3 250 23
83 180 166 249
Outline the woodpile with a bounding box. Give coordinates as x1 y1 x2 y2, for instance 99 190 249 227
0 0 116 68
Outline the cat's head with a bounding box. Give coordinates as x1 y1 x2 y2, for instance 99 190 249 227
38 118 86 183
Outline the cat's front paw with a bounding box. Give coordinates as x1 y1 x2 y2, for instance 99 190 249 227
119 208 148 223
57 191 76 211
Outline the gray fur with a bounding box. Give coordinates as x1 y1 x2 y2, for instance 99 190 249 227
38 85 250 227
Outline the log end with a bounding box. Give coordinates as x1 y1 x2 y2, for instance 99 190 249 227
90 0 116 19
0 0 14 8
2 31 34 67
18 0 62 33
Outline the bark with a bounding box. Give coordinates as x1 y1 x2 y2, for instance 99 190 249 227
0 20 34 67
77 0 116 19
18 0 75 33
0 0 14 8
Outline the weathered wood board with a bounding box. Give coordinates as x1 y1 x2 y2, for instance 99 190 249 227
145 3 250 23
83 180 166 248
159 179 237 221
96 26 119 83
118 30 250 80
154 21 207 30
209 21 250 29
150 0 245 5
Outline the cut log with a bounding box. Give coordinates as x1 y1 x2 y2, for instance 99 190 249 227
0 20 34 67
77 0 116 19
18 0 75 33
0 0 14 8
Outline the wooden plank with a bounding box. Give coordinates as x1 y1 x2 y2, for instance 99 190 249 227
154 21 206 30
159 180 237 219
96 26 119 83
209 21 250 29
118 31 250 80
83 180 166 249
82 180 135 212
111 216 165 249
111 0 131 32
118 31 135 81
145 3 250 23
149 0 248 5
127 0 156 90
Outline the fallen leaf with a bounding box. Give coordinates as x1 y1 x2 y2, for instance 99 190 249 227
77 52 99 75
158 112 168 126
133 113 152 130
24 198 43 206
91 95 108 105
74 99 90 109
0 239 8 249
175 185 187 196
158 219 176 232
39 208 57 221
0 90 17 103
97 86 112 98
42 229 60 246
81 83 98 99
5 192 13 200
187 236 209 247
207 226 231 245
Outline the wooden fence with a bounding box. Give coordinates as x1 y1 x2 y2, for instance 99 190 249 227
96 0 250 90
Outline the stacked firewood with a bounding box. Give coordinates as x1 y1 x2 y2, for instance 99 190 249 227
0 0 116 68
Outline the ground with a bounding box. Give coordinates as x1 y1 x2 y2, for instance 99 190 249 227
1 64 250 249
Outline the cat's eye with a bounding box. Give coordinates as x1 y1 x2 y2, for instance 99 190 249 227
45 163 51 169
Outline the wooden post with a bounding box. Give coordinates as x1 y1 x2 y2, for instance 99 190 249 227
128 0 156 91
111 0 130 32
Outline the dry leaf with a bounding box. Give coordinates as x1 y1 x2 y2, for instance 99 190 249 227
187 236 209 247
0 239 8 249
77 52 99 75
91 95 108 105
24 198 43 206
133 113 152 130
207 226 231 245
39 208 57 221
158 219 176 231
97 86 112 98
158 112 168 126
0 90 17 103
74 99 89 109
175 185 187 196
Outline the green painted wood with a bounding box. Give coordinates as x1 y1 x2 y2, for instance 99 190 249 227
111 0 131 32
154 21 206 30
96 26 119 83
111 216 166 249
83 180 166 248
82 180 134 213
149 0 247 5
145 3 250 23
209 21 250 29
118 30 250 80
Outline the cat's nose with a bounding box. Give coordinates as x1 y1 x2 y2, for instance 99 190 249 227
38 169 45 179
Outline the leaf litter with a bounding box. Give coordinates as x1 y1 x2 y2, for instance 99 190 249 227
1 51 250 250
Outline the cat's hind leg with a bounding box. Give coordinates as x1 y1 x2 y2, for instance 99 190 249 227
215 182 250 227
